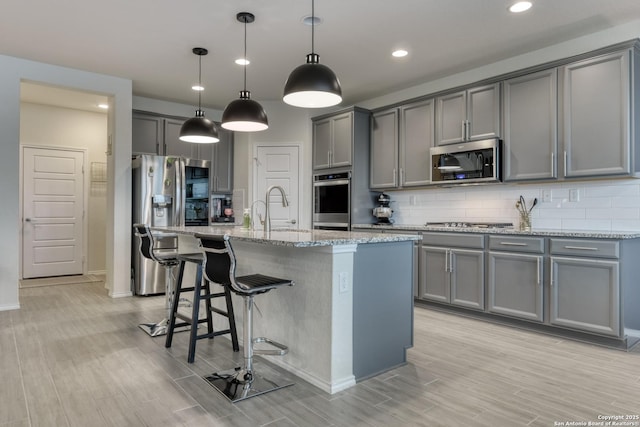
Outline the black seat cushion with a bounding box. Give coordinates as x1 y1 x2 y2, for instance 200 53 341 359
235 274 294 295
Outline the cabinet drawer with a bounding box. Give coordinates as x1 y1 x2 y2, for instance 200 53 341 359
550 238 619 259
488 235 544 254
422 232 485 249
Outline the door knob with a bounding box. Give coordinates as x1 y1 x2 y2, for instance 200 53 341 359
25 218 32 222
288 219 297 224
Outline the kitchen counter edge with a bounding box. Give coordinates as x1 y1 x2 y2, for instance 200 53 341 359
151 225 422 247
352 224 640 240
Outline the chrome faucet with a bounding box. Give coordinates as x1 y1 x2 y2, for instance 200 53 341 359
264 185 289 233
250 199 266 230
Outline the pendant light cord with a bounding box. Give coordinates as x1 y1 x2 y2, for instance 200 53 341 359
311 0 315 54
197 53 202 109
243 17 248 92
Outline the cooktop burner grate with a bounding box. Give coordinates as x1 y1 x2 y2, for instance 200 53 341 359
425 222 514 229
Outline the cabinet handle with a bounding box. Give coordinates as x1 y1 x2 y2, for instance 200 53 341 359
563 245 599 251
328 150 332 166
444 249 449 272
563 151 568 176
393 168 397 187
399 168 404 186
461 121 466 141
536 257 541 285
449 250 454 273
551 152 555 177
550 262 554 287
499 242 528 246
466 120 471 140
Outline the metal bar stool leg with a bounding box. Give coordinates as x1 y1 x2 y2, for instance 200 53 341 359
138 263 177 337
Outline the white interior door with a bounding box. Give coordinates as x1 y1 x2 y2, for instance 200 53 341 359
254 145 300 230
22 147 85 278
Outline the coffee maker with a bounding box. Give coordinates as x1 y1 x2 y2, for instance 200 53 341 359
372 193 394 224
212 195 235 223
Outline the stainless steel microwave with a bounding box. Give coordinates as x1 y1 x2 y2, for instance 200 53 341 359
430 138 502 184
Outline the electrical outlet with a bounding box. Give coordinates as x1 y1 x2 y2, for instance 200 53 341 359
542 189 552 202
569 188 580 202
338 272 349 293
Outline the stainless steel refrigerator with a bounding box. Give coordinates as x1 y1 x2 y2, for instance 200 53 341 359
131 154 211 295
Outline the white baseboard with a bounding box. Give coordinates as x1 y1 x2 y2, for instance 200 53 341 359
0 303 20 312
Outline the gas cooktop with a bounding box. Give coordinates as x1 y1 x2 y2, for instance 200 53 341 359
425 222 514 229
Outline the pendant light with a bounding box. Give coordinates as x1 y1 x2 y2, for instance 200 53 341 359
283 0 342 108
179 47 219 143
221 12 268 132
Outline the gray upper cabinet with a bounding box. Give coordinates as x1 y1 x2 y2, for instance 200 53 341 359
561 50 631 178
312 111 353 170
370 108 398 188
164 118 193 158
400 99 434 187
211 128 234 193
132 113 163 155
503 69 558 181
435 83 500 146
370 99 433 189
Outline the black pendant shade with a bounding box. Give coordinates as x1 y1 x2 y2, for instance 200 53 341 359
179 47 219 143
222 90 268 132
180 110 219 143
282 0 342 108
221 12 269 132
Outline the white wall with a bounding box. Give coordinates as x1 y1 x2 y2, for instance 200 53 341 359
387 179 640 231
0 54 131 311
20 102 108 273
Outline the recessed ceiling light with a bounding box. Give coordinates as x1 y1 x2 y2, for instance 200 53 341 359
392 49 408 58
509 1 532 13
235 58 250 66
98 103 109 109
191 85 204 91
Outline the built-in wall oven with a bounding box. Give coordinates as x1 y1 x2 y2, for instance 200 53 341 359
313 171 351 230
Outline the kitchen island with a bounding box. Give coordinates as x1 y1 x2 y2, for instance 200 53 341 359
152 226 421 394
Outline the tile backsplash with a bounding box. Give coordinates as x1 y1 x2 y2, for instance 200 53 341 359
384 178 640 231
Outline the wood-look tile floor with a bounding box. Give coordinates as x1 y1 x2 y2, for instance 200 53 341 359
2 281 640 427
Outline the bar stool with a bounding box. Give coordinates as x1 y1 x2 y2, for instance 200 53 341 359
196 234 295 402
165 253 239 363
133 223 182 337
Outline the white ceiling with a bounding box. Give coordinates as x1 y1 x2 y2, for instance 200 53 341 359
3 0 640 112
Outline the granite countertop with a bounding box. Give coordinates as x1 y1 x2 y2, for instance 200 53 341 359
151 225 422 248
352 223 640 240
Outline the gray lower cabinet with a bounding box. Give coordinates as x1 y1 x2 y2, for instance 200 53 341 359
503 69 558 181
550 238 621 337
487 235 544 322
420 233 485 310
